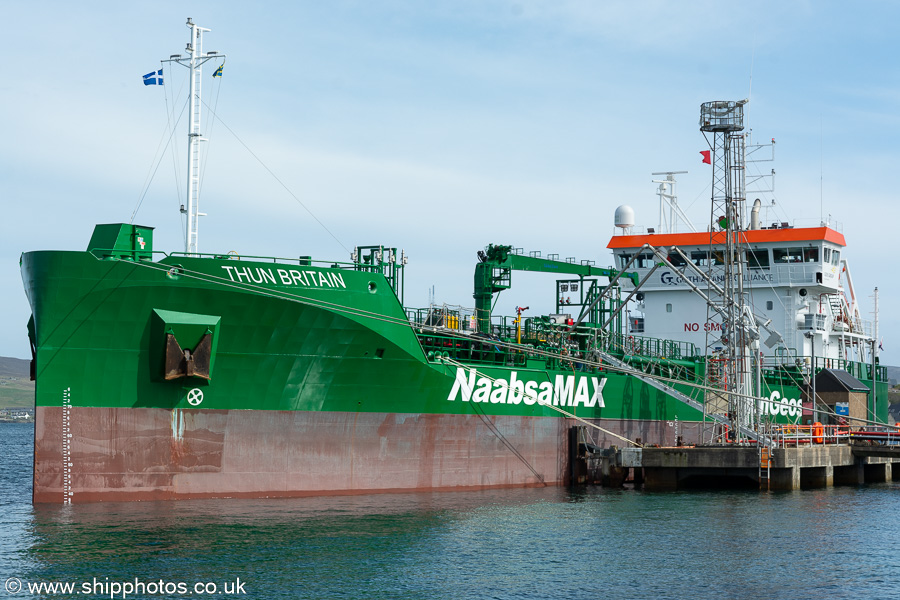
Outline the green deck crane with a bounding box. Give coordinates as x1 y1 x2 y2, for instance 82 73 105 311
472 244 639 333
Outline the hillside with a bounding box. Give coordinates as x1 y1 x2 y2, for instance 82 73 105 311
0 356 33 409
0 356 29 378
885 365 900 385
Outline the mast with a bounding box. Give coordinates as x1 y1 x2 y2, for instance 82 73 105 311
163 18 224 255
873 286 879 362
873 286 879 420
184 18 206 256
651 170 695 234
700 100 758 441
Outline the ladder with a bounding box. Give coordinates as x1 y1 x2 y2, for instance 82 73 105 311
758 445 771 490
826 293 849 330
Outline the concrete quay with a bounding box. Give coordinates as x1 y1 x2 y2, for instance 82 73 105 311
637 445 900 491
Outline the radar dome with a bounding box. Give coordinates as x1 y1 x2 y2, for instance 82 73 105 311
615 205 635 229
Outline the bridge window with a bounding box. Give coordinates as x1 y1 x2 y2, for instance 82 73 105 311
802 247 819 262
824 248 832 263
618 254 632 269
773 247 804 263
667 252 686 267
690 251 706 266
746 249 770 270
635 253 655 268
691 251 724 266
831 249 841 266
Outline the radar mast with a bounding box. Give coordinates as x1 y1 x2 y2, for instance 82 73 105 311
163 18 226 255
700 100 759 440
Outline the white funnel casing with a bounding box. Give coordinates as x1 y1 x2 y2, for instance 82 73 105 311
750 198 761 230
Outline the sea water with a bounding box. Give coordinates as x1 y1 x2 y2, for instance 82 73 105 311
1 422 899 600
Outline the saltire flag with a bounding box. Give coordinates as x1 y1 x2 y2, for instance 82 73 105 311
212 63 224 78
700 150 711 164
143 69 163 86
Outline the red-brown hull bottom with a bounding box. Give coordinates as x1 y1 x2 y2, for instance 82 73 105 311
34 406 702 503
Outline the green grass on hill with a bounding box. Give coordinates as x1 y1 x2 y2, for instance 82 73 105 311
0 386 34 409
0 357 34 408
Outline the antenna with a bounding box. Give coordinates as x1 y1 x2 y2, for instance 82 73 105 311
743 131 775 197
873 287 879 360
747 32 756 131
748 48 754 108
820 118 824 224
162 19 226 255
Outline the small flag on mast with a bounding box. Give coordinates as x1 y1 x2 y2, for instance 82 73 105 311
700 150 711 164
142 69 163 86
212 62 224 78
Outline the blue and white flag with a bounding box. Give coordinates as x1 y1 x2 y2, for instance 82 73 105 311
142 69 163 86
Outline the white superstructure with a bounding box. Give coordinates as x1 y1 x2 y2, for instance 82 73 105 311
607 221 874 366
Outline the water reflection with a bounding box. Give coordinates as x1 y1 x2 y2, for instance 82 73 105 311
4 424 900 600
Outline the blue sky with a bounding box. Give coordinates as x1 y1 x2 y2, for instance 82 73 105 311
1 1 898 364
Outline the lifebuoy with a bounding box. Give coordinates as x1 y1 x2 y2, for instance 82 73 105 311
812 422 825 444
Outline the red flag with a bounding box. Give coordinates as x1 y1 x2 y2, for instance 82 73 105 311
700 150 711 164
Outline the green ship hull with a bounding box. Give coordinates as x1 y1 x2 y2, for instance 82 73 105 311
21 224 888 503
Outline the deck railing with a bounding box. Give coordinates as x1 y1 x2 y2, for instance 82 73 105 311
770 424 849 447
